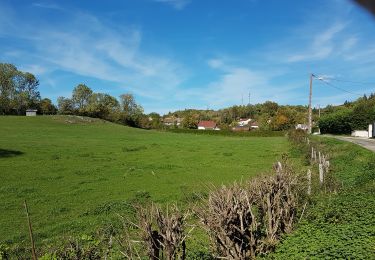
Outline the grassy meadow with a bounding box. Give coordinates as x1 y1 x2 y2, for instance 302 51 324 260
268 137 375 259
0 116 290 246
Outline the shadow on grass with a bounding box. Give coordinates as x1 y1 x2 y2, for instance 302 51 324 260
0 149 24 158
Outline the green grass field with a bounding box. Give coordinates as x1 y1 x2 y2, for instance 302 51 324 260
268 137 375 259
0 116 290 246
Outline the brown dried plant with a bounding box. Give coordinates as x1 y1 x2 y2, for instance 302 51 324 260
123 204 189 260
198 158 302 259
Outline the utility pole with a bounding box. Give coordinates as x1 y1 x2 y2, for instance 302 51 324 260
248 91 251 105
318 104 321 134
318 104 321 118
308 73 314 134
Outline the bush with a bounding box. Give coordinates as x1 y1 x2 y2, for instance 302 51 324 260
319 109 352 134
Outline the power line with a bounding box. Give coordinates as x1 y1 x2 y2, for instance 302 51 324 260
315 77 363 97
329 78 375 85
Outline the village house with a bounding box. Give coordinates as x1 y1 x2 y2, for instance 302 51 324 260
233 119 259 131
198 120 220 130
295 124 308 131
250 121 259 129
26 109 37 116
162 117 183 126
238 118 252 126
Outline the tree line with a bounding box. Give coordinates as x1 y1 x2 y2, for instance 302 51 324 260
57 84 148 128
166 102 309 131
0 63 154 128
2 62 323 131
318 94 375 134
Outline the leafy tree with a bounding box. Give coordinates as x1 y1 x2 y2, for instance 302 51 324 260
39 98 57 114
182 112 199 129
13 72 40 114
86 93 120 120
0 63 18 114
119 93 144 126
261 101 279 117
57 97 74 115
72 84 93 113
0 63 40 115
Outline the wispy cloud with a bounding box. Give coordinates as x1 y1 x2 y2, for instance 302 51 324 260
176 59 304 109
286 23 347 62
32 2 63 10
0 7 188 103
207 59 224 69
153 0 191 10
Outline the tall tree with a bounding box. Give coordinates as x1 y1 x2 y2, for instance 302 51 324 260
57 97 74 115
0 63 18 114
72 84 93 113
0 63 40 115
86 93 120 120
13 72 40 114
119 93 144 126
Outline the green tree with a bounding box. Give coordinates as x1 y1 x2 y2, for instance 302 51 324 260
119 93 144 126
182 112 199 129
86 93 120 120
0 63 18 114
39 98 57 115
57 97 74 115
13 72 40 114
0 64 40 115
72 84 93 113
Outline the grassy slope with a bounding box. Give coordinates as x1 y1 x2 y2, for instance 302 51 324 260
268 137 375 259
0 116 290 246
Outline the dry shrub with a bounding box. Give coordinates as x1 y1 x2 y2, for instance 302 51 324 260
254 160 299 252
122 204 188 260
198 183 260 259
198 158 302 259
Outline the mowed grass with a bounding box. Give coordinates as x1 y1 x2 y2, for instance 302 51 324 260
0 116 290 245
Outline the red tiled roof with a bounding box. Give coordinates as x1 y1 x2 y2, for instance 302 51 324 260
198 120 216 128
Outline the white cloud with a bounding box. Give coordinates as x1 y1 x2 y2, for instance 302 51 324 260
341 37 358 52
154 0 191 10
175 63 303 109
207 59 224 69
1 9 188 102
32 2 63 10
287 23 347 62
19 64 48 75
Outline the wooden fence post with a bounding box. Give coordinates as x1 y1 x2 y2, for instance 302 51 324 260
319 164 324 185
307 169 312 195
318 151 321 164
24 200 37 260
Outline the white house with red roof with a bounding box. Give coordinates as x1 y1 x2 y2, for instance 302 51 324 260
198 120 220 130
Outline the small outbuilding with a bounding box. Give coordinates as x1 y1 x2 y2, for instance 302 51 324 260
26 109 37 116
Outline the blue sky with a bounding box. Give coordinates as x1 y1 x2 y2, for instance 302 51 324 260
1 0 375 114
